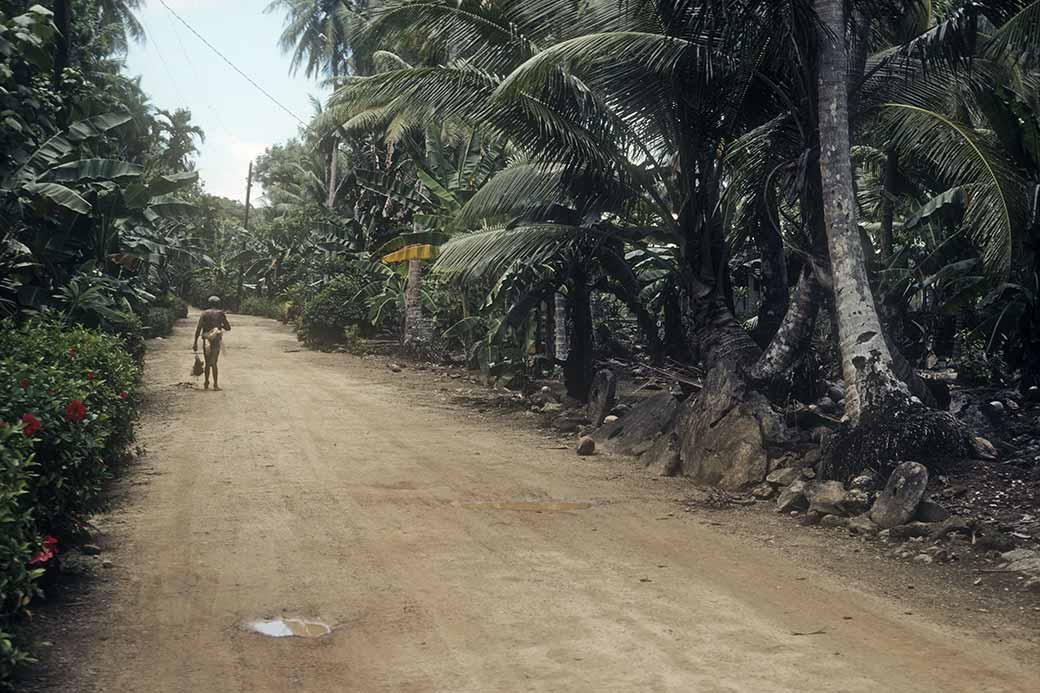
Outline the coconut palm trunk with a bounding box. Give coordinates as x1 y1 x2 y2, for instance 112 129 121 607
554 291 569 367
814 0 909 422
404 257 423 344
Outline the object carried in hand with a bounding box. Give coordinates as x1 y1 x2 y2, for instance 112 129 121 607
191 353 205 377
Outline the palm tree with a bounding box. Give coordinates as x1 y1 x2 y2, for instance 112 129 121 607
814 0 909 420
154 109 205 173
267 0 373 208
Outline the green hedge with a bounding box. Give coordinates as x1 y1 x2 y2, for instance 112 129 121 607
0 427 37 685
141 294 189 338
239 296 286 321
296 274 370 348
0 321 140 686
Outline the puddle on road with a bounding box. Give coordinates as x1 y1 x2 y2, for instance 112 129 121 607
461 500 594 512
247 617 332 638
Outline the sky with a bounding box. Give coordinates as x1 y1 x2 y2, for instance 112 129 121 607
124 0 323 202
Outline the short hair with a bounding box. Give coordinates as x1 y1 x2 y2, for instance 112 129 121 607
208 295 221 306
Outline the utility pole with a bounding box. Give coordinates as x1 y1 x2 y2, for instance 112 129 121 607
236 162 252 311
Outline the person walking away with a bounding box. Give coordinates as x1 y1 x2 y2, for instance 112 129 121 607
194 296 232 390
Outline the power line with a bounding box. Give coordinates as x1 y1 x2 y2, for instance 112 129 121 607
162 6 233 138
156 0 309 127
139 15 189 107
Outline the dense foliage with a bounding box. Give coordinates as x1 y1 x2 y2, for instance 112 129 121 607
0 320 139 685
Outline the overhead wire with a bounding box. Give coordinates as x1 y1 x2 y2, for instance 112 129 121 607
161 5 234 139
156 0 309 127
138 15 188 107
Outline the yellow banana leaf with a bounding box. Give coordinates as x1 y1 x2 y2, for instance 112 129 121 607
381 243 440 264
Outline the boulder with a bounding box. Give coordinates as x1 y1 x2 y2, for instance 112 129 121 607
850 472 879 492
799 510 823 526
929 516 976 540
1001 549 1040 578
972 436 998 460
820 514 849 529
777 479 811 513
809 481 847 516
643 430 682 477
587 369 618 427
847 514 879 535
555 415 589 433
751 483 776 500
868 462 929 530
914 499 951 523
843 488 872 515
983 400 1006 417
679 367 787 490
766 467 800 487
592 392 680 457
576 437 596 456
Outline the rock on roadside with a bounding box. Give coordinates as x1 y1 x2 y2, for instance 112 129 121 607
869 461 928 530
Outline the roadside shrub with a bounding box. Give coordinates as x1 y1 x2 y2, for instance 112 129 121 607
114 312 146 366
957 336 1009 386
0 426 39 688
142 305 176 337
0 321 139 535
239 296 283 320
296 273 370 348
0 320 138 685
154 293 189 320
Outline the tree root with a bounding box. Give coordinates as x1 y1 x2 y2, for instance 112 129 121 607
820 397 973 483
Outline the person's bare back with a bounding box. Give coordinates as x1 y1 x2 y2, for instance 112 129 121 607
194 298 232 390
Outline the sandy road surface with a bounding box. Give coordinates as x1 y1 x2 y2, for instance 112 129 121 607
28 313 1039 692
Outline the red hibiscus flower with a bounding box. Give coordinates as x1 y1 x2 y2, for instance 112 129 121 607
86 371 94 381
65 399 87 423
29 535 59 567
21 413 41 437
18 378 29 389
120 391 129 400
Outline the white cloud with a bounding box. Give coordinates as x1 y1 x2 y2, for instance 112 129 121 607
199 133 266 201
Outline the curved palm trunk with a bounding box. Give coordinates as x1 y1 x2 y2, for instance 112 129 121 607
404 258 423 344
749 267 821 382
688 293 762 372
815 0 909 421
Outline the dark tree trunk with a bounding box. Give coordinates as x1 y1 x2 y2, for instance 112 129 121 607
688 293 762 373
53 0 70 82
564 267 594 402
662 288 689 361
750 202 790 348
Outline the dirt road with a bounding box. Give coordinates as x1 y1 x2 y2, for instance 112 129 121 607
29 313 1039 692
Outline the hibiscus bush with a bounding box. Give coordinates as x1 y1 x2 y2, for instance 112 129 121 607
0 425 40 687
0 320 139 534
0 320 139 685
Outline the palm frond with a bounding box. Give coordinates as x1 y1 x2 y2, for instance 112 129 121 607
880 101 1025 277
433 224 588 284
